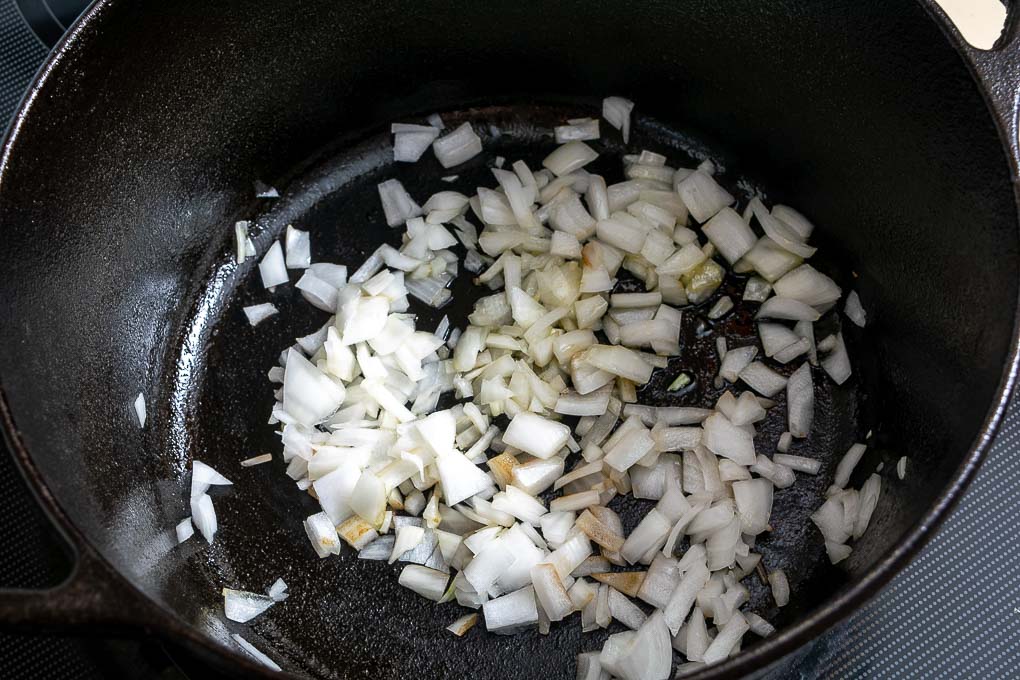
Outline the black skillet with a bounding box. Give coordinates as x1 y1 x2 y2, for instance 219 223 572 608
0 1 1019 678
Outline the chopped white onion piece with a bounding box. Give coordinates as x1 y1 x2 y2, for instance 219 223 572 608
602 96 635 143
303 511 341 558
787 362 814 438
703 207 756 264
483 586 539 634
283 349 345 426
240 453 272 467
718 346 757 384
531 563 574 622
702 413 756 465
191 460 233 500
432 123 482 168
223 588 275 623
756 296 821 322
398 564 450 602
731 478 774 535
284 225 311 269
243 302 278 327
738 362 788 397
845 290 867 327
774 264 841 309
663 560 710 635
676 170 733 223
436 448 495 506
377 179 423 227
855 473 882 538
608 588 647 630
133 392 146 427
234 220 252 264
821 332 852 385
267 578 289 602
599 611 672 680
555 118 600 143
175 517 194 544
503 412 570 459
834 443 867 488
773 454 822 474
750 198 816 258
392 123 441 163
258 241 289 288
769 569 790 607
702 611 748 664
543 141 599 177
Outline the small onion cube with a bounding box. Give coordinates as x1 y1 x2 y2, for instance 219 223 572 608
702 611 749 664
543 141 599 177
676 170 733 223
738 361 788 397
284 225 311 269
702 413 756 465
845 290 867 327
243 302 279 327
436 449 495 506
133 392 146 427
483 586 539 635
398 564 449 602
599 612 672 680
702 207 756 264
432 122 483 168
662 560 710 635
731 478 774 535
303 511 341 558
258 241 289 288
602 96 635 143
834 442 867 488
223 588 275 623
773 264 841 309
757 296 821 322
821 332 852 385
608 588 647 630
175 517 194 544
503 412 570 459
554 118 600 143
768 569 790 607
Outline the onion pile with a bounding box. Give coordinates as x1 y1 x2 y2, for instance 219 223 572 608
186 96 887 678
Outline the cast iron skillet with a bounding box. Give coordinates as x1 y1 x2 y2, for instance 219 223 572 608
0 1 1018 678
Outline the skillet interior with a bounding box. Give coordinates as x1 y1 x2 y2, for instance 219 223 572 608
0 1 1016 677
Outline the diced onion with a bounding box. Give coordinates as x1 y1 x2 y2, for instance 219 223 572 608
175 517 194 544
133 392 146 427
433 123 483 168
602 97 635 143
285 225 311 269
243 302 278 327
223 588 275 623
398 564 450 601
258 241 289 288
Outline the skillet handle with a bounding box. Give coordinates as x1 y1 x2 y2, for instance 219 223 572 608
0 432 163 631
920 0 1020 165
0 541 145 630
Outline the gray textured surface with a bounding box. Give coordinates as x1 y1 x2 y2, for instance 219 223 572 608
1 2 1019 678
0 1 46 126
769 396 1020 678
